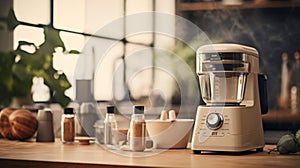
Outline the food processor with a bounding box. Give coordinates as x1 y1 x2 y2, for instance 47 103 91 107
191 43 268 153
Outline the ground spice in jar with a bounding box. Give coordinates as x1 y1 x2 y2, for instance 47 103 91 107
130 121 146 152
61 108 75 144
62 117 75 142
129 106 147 152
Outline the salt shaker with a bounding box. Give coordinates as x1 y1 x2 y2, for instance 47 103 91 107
36 109 55 142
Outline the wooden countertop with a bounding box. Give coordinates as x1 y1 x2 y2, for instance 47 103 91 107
0 139 299 168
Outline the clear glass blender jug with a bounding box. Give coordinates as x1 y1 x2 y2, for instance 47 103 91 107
197 54 250 106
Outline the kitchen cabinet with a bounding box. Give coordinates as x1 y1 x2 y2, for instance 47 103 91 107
0 139 299 168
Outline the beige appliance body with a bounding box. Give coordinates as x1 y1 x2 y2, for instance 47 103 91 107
191 44 265 153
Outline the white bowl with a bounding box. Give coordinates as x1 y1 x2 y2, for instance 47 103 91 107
146 119 194 149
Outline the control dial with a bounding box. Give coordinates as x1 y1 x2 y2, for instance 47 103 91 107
206 113 223 130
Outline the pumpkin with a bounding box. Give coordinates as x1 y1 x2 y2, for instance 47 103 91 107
0 108 38 140
0 107 16 139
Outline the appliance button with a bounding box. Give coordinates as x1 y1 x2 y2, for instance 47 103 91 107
206 113 223 130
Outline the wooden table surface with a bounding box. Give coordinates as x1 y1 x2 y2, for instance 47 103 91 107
0 139 299 168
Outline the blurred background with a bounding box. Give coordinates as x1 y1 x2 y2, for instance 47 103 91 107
1 0 300 141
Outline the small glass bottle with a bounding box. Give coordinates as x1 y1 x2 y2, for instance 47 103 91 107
78 102 99 137
104 106 118 145
61 108 75 144
129 106 146 152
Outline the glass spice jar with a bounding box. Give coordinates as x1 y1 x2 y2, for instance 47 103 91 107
61 107 75 144
129 106 146 152
104 106 118 146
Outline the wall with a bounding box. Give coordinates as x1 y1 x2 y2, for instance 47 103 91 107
0 0 13 52
180 7 300 110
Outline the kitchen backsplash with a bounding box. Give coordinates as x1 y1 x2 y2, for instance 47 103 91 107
179 7 300 110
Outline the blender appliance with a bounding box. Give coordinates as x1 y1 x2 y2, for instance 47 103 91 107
191 44 268 154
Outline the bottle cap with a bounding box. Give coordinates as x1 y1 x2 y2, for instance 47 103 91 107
107 106 115 114
134 106 144 114
64 108 74 114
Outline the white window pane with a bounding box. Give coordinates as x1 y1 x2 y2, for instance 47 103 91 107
53 50 79 77
113 58 126 101
75 38 121 79
154 0 175 48
14 0 50 25
58 30 84 99
32 77 50 102
94 41 124 101
59 31 85 51
54 0 85 32
155 0 175 14
155 34 175 50
13 25 44 49
125 44 153 99
75 37 124 101
126 0 153 44
126 32 153 45
126 0 153 14
85 0 124 39
53 49 79 100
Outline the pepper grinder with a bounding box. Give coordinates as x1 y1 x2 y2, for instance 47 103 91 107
36 109 55 142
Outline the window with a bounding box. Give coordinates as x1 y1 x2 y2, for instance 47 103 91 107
13 0 175 103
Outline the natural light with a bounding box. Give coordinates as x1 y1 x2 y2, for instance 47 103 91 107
13 0 175 102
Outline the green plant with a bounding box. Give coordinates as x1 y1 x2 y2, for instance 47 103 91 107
268 129 300 154
0 9 78 107
160 40 199 105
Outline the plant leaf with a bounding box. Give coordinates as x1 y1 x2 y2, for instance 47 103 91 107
40 66 71 107
40 27 65 53
7 9 20 30
68 50 80 54
18 41 36 47
0 51 15 106
0 25 72 107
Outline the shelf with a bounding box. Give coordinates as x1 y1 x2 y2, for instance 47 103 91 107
262 110 300 131
178 1 300 11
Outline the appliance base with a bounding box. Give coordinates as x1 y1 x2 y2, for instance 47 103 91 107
191 106 265 153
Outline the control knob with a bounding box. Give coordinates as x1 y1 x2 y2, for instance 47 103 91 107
206 113 223 130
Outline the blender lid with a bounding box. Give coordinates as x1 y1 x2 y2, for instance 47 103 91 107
197 43 258 57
